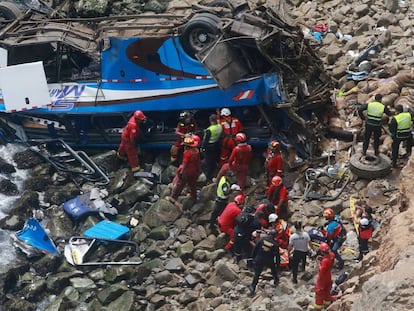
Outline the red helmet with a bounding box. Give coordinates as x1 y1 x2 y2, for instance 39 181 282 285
235 132 247 143
323 208 334 219
270 140 280 149
234 194 245 205
271 175 282 186
191 135 201 147
134 110 146 121
319 242 330 253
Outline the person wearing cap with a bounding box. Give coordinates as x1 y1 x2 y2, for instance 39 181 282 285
389 104 413 168
265 140 283 186
170 110 198 164
217 108 243 167
201 114 223 181
218 194 245 250
117 110 147 172
358 93 391 156
288 221 312 284
266 175 289 219
248 229 280 296
171 134 201 201
314 242 336 310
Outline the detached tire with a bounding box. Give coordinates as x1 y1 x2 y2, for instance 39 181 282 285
208 0 234 10
349 151 391 179
0 2 22 20
179 13 220 58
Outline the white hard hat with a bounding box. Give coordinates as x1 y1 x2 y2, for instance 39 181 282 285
360 218 369 226
268 213 278 223
220 108 231 117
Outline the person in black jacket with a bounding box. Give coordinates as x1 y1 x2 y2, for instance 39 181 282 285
248 229 280 296
233 210 266 267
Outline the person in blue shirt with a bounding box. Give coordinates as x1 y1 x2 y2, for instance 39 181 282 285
321 208 346 269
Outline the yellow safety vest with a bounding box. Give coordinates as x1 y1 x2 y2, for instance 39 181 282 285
217 176 230 199
366 101 385 126
207 124 223 144
395 112 412 138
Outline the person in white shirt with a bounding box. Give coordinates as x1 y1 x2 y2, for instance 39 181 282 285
288 221 312 284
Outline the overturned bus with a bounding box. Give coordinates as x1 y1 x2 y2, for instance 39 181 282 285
0 0 335 158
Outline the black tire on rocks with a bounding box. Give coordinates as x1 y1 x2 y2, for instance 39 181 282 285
207 0 234 10
349 151 391 179
0 2 22 20
179 13 220 58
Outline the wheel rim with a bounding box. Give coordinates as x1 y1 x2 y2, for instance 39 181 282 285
360 154 380 165
188 28 215 52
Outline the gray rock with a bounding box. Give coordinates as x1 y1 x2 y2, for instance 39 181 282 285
384 0 399 12
13 149 44 169
69 277 96 292
165 257 185 271
184 270 203 286
177 240 194 259
203 285 220 298
0 158 15 174
148 225 169 240
154 270 173 285
106 290 135 311
207 261 238 285
97 283 128 304
195 235 216 251
158 286 182 296
149 293 166 308
104 266 135 283
46 271 81 292
143 199 182 228
132 223 151 242
323 198 344 214
21 279 47 302
178 289 199 304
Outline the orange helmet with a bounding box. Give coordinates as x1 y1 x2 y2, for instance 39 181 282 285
183 136 194 146
323 208 334 219
319 242 330 253
235 132 247 143
269 140 280 149
134 110 146 121
271 175 282 186
234 194 245 205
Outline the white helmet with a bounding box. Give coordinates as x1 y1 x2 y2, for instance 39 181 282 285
220 108 231 117
268 213 278 223
360 218 369 226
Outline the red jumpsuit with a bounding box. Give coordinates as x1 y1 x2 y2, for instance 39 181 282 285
265 149 283 186
171 147 201 201
266 185 289 219
228 143 252 189
314 252 336 307
218 201 242 249
171 119 197 162
271 219 290 249
219 117 243 166
117 115 142 169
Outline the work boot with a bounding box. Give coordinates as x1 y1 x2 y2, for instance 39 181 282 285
292 276 298 284
131 166 143 173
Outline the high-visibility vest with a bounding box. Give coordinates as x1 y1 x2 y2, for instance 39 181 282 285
395 112 412 138
217 176 230 199
366 101 384 126
207 124 222 144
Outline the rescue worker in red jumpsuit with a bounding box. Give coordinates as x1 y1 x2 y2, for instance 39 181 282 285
314 242 336 310
267 213 290 249
117 110 147 172
265 140 283 186
171 134 202 201
228 132 252 189
266 175 289 219
218 108 243 167
171 111 198 164
254 199 275 228
218 194 245 250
